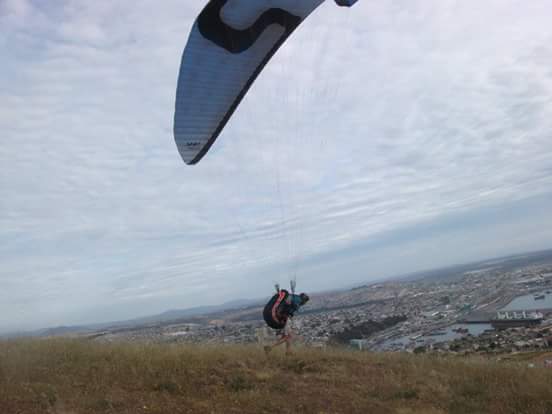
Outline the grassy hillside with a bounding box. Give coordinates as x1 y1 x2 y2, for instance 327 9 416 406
1 339 551 414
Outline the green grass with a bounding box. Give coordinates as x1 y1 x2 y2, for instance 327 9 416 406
0 338 551 413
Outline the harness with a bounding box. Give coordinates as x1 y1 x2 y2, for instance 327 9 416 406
263 290 289 329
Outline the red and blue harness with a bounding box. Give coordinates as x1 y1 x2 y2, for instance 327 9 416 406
263 290 289 330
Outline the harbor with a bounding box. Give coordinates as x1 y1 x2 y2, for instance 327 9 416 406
502 290 552 311
378 290 551 351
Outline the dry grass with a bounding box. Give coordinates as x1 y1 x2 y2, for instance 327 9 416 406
0 338 551 414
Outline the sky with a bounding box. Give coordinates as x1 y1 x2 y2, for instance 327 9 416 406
2 0 552 333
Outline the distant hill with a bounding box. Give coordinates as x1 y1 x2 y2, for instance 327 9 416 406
120 298 264 326
4 298 264 339
396 248 552 283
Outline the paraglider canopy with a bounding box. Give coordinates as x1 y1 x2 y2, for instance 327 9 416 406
173 0 359 165
335 0 358 6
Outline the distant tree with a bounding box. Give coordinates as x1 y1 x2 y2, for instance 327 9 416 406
329 315 407 344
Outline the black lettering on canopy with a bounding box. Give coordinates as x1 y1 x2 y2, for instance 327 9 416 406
197 0 302 53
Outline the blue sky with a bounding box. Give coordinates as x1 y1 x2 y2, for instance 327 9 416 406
2 0 552 333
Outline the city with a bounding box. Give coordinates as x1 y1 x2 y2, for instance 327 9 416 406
88 255 552 362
